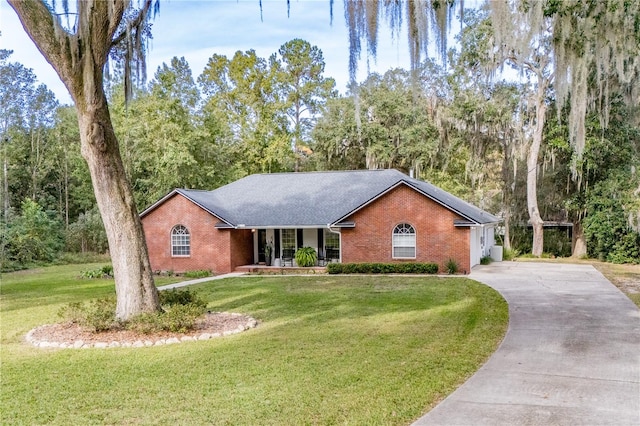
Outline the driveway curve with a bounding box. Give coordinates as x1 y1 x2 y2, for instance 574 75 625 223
414 262 640 425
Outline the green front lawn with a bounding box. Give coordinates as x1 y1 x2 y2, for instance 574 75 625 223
1 265 507 425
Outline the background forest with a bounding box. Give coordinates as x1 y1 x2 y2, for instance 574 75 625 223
1 11 639 272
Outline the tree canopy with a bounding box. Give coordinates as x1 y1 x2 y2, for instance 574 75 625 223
4 0 639 312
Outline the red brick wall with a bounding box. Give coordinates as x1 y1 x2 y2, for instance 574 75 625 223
340 184 471 273
229 229 254 270
141 193 251 274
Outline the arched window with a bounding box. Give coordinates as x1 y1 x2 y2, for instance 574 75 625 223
393 223 416 259
171 225 191 256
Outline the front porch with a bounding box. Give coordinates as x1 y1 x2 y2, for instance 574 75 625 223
251 227 341 266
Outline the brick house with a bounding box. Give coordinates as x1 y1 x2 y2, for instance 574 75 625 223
140 169 500 274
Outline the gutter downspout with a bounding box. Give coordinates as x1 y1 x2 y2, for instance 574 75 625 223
327 224 342 263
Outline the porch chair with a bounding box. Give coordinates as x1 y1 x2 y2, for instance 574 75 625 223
282 248 295 267
326 247 339 263
317 248 326 266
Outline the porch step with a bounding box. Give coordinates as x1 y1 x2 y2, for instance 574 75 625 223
235 265 326 275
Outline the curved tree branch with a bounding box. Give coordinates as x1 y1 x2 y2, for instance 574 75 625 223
7 0 74 82
111 0 153 48
78 0 127 64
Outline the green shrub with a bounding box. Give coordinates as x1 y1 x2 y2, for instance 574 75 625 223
607 232 640 264
159 288 207 309
445 259 459 274
326 263 344 274
295 247 317 267
55 252 111 265
480 256 492 265
57 302 86 324
80 268 102 279
58 289 208 334
85 297 120 331
127 288 209 333
80 264 113 279
59 296 119 332
159 304 205 333
65 207 108 254
128 302 207 334
518 253 537 259
502 248 519 261
183 269 212 279
3 199 64 266
327 262 438 274
127 304 205 334
124 312 160 334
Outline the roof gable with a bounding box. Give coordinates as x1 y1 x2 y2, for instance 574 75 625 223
140 189 233 226
403 179 500 225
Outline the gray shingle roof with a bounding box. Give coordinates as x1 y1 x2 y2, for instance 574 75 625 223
143 169 500 227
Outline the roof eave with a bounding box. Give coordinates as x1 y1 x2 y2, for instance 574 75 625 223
331 181 407 225
402 180 501 225
140 188 236 228
331 221 356 228
140 189 180 218
331 179 499 225
176 189 236 228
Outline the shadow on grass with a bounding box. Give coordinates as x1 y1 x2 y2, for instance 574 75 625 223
188 275 502 336
1 270 508 425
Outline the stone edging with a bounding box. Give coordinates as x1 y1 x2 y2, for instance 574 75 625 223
25 312 258 349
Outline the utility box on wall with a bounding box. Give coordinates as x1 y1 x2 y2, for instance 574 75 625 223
490 246 503 262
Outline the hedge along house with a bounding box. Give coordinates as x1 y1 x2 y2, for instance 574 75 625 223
140 169 500 274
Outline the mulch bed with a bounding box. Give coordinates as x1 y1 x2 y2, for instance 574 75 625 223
26 312 258 349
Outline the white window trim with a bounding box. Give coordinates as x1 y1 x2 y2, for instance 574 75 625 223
281 228 296 251
392 223 416 259
171 225 191 257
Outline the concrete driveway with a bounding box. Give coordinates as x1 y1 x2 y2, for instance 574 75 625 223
414 262 640 425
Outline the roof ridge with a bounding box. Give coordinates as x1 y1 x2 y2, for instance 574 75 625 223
178 188 213 193
250 169 402 177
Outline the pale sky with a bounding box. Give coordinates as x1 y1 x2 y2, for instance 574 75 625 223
1 0 418 105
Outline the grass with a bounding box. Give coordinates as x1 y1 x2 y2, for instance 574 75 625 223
592 262 640 307
1 264 508 425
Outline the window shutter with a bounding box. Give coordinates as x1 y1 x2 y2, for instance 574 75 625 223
317 228 324 253
297 229 303 249
274 229 281 258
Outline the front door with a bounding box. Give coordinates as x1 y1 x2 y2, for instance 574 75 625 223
257 229 266 263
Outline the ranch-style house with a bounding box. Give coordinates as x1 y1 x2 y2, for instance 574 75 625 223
140 169 500 274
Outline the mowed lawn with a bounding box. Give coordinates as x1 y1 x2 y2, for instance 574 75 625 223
1 264 508 425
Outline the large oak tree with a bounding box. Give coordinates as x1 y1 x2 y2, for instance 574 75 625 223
8 0 160 320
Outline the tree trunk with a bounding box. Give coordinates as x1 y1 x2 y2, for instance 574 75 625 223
77 103 160 320
571 220 587 258
527 80 547 257
503 210 512 251
2 144 8 220
9 0 160 321
500 142 513 251
528 152 544 257
64 151 69 228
